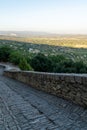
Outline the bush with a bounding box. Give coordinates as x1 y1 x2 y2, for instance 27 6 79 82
30 53 87 73
0 45 87 73
0 46 13 62
49 54 66 64
53 59 74 73
73 61 87 73
30 53 53 72
19 57 33 71
53 59 87 73
9 51 23 65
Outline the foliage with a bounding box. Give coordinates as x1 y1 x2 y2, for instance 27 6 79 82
30 53 87 73
0 46 13 62
9 51 23 65
30 53 53 72
49 54 66 63
1 39 87 65
53 60 87 73
53 59 75 73
0 43 87 73
19 57 33 71
73 61 87 73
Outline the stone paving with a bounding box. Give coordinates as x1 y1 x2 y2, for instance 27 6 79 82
0 67 87 129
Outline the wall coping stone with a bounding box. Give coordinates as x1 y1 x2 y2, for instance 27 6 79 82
2 63 87 108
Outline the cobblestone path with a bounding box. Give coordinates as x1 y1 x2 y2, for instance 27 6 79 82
0 68 87 130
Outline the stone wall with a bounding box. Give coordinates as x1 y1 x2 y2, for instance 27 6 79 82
4 70 87 107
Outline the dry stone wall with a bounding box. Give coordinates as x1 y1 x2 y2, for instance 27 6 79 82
4 70 87 107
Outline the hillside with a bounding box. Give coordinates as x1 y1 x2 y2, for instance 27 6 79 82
0 34 87 48
0 36 87 64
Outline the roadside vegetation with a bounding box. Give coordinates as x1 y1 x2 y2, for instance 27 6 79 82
0 45 87 73
1 38 87 65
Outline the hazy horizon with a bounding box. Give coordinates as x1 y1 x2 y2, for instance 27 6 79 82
0 30 87 35
0 0 87 34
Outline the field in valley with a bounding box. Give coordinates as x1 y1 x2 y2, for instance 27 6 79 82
0 35 87 63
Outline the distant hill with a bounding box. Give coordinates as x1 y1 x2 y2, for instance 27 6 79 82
1 31 87 38
0 32 87 48
0 31 52 37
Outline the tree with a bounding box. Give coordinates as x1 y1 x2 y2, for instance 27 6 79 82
0 46 12 62
30 53 53 72
49 54 66 64
74 61 87 73
53 59 75 73
9 51 22 65
19 57 33 71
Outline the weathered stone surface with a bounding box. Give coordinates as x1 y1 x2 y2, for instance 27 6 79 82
0 65 87 130
75 76 82 84
0 67 86 129
4 70 87 107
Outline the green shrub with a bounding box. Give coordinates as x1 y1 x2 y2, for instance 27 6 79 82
19 57 33 71
0 46 13 62
30 53 53 72
49 54 66 64
73 61 87 73
9 51 23 65
53 59 87 73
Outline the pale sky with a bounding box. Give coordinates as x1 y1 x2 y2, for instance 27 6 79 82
0 0 87 34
